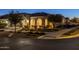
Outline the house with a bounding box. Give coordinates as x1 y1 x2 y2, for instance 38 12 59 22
21 13 54 30
0 12 66 30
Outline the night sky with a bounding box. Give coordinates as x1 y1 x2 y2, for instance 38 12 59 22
0 9 79 18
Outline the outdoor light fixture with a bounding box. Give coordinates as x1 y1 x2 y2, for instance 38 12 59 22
27 20 29 23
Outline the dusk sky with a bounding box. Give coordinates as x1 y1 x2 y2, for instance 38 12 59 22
0 9 79 18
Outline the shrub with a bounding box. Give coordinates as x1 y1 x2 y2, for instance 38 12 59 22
0 22 7 28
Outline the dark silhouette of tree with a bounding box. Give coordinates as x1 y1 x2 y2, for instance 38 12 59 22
65 17 70 25
47 14 56 28
71 17 78 23
48 14 64 28
54 14 64 23
48 14 55 22
8 10 23 32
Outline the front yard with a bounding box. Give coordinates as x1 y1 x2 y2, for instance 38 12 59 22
11 31 45 39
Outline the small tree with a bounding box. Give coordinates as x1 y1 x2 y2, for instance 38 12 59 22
8 11 23 33
0 20 7 28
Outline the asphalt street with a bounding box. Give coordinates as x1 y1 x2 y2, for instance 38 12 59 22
0 37 79 50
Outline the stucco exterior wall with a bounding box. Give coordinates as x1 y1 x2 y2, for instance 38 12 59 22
21 16 54 30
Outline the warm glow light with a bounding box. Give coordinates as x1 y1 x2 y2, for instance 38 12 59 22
37 18 42 28
26 20 29 23
5 21 8 24
22 16 54 29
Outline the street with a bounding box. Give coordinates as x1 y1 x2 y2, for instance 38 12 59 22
0 37 79 50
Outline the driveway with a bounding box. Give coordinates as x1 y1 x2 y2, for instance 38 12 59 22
38 26 79 39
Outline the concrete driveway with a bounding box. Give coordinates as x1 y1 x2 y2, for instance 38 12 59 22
38 26 79 39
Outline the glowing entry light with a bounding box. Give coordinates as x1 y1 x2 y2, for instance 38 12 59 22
27 20 29 23
5 21 8 24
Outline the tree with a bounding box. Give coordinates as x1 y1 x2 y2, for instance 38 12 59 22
71 17 78 23
47 14 56 28
8 11 23 33
48 14 64 28
65 17 70 25
54 14 64 23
